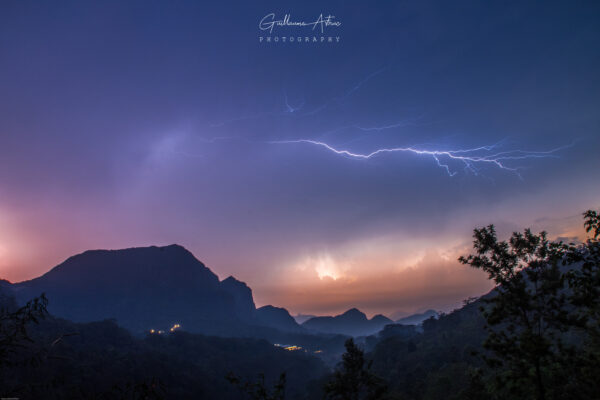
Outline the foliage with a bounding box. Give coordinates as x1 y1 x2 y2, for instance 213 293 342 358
0 293 48 367
0 311 325 399
226 371 286 400
1 209 599 399
458 226 568 399
560 210 600 399
457 209 600 399
103 378 166 400
363 208 600 400
368 301 487 400
324 338 387 400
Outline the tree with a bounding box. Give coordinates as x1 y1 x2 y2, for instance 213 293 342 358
458 209 600 400
226 371 286 400
104 378 166 400
567 210 600 333
324 338 387 400
0 293 48 367
561 210 600 398
458 225 572 399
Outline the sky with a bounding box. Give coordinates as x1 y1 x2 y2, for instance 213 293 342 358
1 0 599 317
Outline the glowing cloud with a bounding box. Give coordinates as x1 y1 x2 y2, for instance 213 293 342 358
296 253 345 281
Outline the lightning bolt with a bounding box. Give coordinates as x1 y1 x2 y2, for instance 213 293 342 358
208 66 389 125
354 121 415 131
284 89 305 113
268 139 571 179
202 64 572 180
353 114 426 132
342 66 388 98
209 89 305 127
302 66 389 116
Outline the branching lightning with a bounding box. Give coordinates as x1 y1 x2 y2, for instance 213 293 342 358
284 89 305 113
354 121 415 131
268 139 571 179
353 114 426 132
342 66 388 99
204 64 571 181
302 66 388 116
208 67 389 125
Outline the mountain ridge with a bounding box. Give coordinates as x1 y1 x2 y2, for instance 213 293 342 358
302 308 393 336
9 244 255 334
396 309 439 325
5 244 432 339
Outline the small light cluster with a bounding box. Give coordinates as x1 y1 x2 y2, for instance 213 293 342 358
274 343 304 352
149 323 181 335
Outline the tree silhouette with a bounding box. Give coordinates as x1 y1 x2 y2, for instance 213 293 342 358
0 293 48 367
459 209 600 399
226 371 286 400
324 338 386 400
560 210 600 398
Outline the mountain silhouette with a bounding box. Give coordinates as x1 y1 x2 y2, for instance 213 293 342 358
293 313 317 324
256 305 304 332
302 308 393 336
395 309 439 325
11 245 261 334
220 275 256 322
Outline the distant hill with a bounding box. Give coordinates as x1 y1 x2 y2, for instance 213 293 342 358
1 244 353 360
389 310 411 321
294 314 317 324
9 245 259 334
368 300 488 398
395 309 438 325
256 305 304 333
2 308 328 399
302 308 393 336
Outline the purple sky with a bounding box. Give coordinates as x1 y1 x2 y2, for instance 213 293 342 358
1 0 599 316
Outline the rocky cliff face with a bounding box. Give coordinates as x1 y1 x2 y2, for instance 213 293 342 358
220 276 257 322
